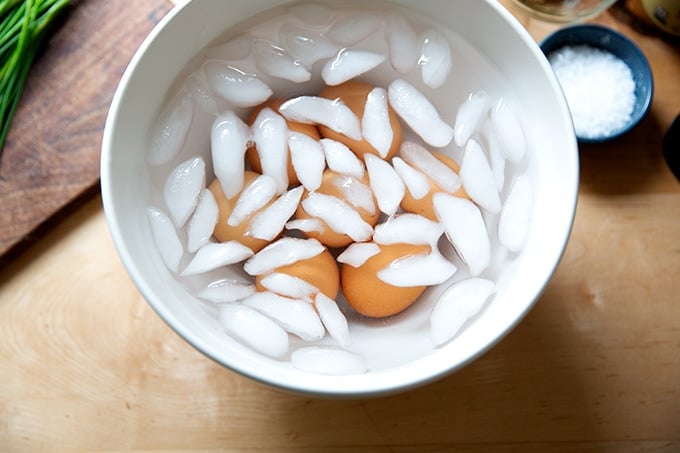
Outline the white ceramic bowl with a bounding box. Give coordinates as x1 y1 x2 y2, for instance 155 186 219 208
101 0 578 397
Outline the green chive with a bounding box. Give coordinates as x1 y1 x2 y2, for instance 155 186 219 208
0 0 70 157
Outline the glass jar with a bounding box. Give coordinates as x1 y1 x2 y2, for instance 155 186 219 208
506 0 618 23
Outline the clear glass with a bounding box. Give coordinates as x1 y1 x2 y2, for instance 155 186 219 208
507 0 618 23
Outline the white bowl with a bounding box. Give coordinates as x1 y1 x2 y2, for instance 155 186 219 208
101 0 578 397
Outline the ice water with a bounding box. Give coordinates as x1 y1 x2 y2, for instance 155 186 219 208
145 1 535 372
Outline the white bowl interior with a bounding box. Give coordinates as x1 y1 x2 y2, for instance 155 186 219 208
101 0 578 396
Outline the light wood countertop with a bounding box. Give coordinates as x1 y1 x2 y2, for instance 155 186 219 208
1 1 679 451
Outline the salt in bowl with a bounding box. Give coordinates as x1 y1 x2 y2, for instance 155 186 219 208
540 24 654 143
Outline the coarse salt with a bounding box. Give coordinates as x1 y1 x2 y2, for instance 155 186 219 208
548 45 635 140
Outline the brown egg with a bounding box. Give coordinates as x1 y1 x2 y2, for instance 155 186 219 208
319 81 402 161
208 171 275 253
400 152 469 221
246 99 321 187
294 169 380 249
255 248 340 300
341 243 431 318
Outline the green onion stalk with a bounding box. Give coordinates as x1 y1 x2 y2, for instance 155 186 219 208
0 0 71 157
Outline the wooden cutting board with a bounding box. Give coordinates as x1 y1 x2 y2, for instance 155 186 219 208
0 0 172 267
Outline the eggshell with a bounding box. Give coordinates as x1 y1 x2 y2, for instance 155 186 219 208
400 152 469 220
246 98 321 186
255 248 340 300
341 243 430 318
209 171 276 253
295 169 380 248
319 81 402 161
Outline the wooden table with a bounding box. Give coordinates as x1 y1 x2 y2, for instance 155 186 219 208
1 2 679 451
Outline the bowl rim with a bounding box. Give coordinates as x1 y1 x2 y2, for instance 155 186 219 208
101 0 580 397
539 23 654 144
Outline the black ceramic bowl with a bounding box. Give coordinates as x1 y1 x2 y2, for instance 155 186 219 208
540 24 654 143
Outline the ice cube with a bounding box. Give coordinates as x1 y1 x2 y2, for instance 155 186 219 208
244 237 325 276
185 74 219 116
211 111 252 199
186 188 219 253
362 87 393 159
388 79 454 148
228 174 278 227
400 141 460 194
291 347 367 375
252 39 311 83
146 207 183 274
320 138 365 179
327 13 381 46
429 277 495 346
385 12 418 74
247 186 304 241
252 107 290 194
288 132 325 192
392 157 430 200
219 304 289 358
288 2 335 26
337 242 380 268
482 119 506 191
147 91 193 166
498 176 533 252
243 291 325 342
330 174 376 216
279 22 338 68
203 60 273 108
418 29 452 89
453 91 491 147
373 213 443 247
377 248 457 287
321 49 386 86
433 193 490 276
301 192 374 242
314 293 351 348
197 278 256 304
163 157 206 228
460 139 501 214
260 272 319 301
490 98 526 163
181 241 254 276
364 154 405 216
279 96 362 141
206 34 253 61
285 218 325 234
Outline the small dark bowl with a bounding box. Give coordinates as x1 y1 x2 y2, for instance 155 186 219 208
540 24 654 143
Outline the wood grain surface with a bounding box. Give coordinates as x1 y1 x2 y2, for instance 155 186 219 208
0 0 172 266
1 2 679 452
